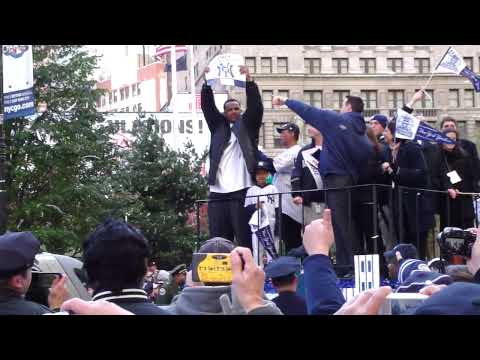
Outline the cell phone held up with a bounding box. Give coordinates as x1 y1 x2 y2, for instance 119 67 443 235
191 253 233 284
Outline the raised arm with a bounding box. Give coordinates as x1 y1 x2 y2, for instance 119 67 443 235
200 67 224 131
241 66 263 135
272 96 339 134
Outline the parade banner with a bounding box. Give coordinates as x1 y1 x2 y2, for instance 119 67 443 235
205 53 246 88
396 108 455 144
301 147 323 190
435 46 480 92
2 45 35 120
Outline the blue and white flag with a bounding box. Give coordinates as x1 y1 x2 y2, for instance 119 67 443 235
2 45 35 120
205 53 246 88
164 54 187 72
249 208 278 260
436 46 480 92
396 108 455 144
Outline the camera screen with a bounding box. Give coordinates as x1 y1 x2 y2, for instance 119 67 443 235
446 237 464 250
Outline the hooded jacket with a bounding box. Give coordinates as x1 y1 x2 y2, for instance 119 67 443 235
285 100 373 182
158 285 282 315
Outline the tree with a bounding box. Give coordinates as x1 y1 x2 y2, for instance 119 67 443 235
110 116 208 269
3 45 118 256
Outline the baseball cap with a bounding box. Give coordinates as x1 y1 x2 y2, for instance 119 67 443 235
0 232 40 278
276 123 300 136
370 114 388 129
255 160 271 172
384 243 418 262
198 237 235 253
395 270 453 293
264 256 301 279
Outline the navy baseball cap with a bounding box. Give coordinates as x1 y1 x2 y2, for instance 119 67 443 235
370 114 388 129
276 123 300 136
384 243 418 262
397 259 430 283
256 161 271 172
264 256 301 279
413 282 480 315
0 231 40 278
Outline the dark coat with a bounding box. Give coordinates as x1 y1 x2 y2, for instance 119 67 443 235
0 292 52 315
201 82 263 186
386 141 435 236
272 290 308 315
438 145 477 228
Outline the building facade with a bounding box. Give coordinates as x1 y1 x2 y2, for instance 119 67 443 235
192 45 480 157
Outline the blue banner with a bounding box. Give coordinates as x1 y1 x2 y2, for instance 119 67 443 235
254 225 279 260
460 67 480 92
416 121 455 144
3 88 35 120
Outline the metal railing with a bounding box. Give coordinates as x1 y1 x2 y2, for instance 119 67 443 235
194 184 480 264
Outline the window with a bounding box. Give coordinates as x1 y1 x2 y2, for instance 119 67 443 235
360 58 376 74
304 58 321 74
125 87 129 99
278 90 289 99
120 88 125 101
449 89 460 108
360 90 377 108
113 90 118 103
415 89 434 108
464 57 474 70
388 90 405 109
262 90 273 109
101 96 106 107
277 57 288 73
137 103 142 112
133 104 137 112
131 84 136 97
332 90 350 108
332 58 348 74
304 90 323 107
261 57 272 73
415 58 430 74
108 92 113 104
273 122 288 148
194 64 199 78
137 83 141 96
464 89 475 107
387 58 403 73
125 106 129 112
245 57 256 74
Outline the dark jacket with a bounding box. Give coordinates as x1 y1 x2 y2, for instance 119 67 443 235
201 82 263 186
303 254 345 315
0 291 52 315
272 290 308 315
285 99 373 182
356 142 389 204
92 289 170 315
459 138 480 192
291 140 324 205
386 141 435 235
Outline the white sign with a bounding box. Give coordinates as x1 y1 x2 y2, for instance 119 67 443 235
395 108 420 140
435 46 467 75
101 112 210 154
206 53 246 88
2 45 35 120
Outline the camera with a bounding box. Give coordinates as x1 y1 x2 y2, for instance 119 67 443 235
191 253 232 284
436 227 477 260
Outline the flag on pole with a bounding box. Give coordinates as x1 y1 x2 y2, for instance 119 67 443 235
396 108 455 144
2 45 35 120
164 54 187 72
155 45 187 58
435 46 480 92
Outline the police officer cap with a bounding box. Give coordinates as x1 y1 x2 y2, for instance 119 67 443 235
264 256 301 279
0 231 40 278
170 264 187 276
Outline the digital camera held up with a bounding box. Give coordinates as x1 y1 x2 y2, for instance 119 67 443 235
436 227 477 260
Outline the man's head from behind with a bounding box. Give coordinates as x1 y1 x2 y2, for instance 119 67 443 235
83 218 151 293
383 243 418 280
223 99 242 123
264 256 301 292
196 237 235 286
341 96 364 114
0 232 40 296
